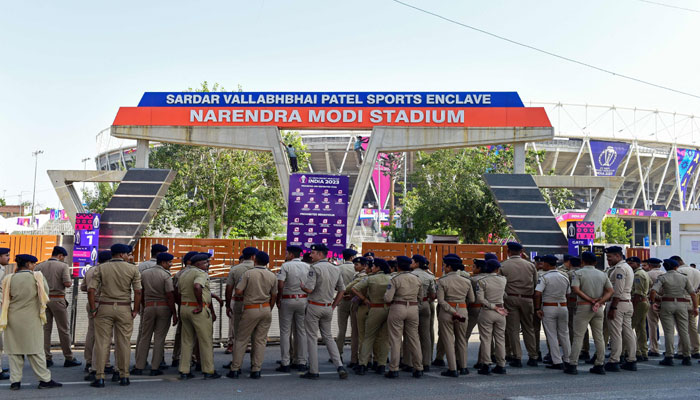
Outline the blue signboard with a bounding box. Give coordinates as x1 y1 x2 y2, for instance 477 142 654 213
137 92 525 108
72 213 101 278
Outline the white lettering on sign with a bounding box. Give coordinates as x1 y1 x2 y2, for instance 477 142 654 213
425 93 491 105
167 94 220 104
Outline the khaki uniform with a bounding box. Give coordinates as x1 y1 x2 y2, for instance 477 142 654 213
677 265 700 355
356 272 391 367
227 260 255 345
646 268 664 354
533 269 546 358
80 265 112 371
346 271 367 364
336 261 356 355
0 264 6 371
535 270 571 365
171 265 191 363
277 257 309 366
385 271 423 372
3 271 53 384
630 267 651 357
608 260 637 363
134 258 156 363
35 258 74 361
177 267 214 375
466 273 485 341
569 266 612 366
303 258 345 374
231 266 277 372
437 271 475 371
653 270 695 357
134 265 174 370
475 273 507 367
560 266 590 355
89 259 141 379
405 268 436 368
500 256 538 360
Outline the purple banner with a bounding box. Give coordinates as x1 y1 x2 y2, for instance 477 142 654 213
590 140 630 176
677 148 700 209
72 213 101 278
287 174 349 259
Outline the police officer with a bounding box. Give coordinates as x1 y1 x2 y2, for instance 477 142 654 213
532 255 546 363
299 243 348 380
534 255 570 370
336 248 358 359
171 251 198 368
1 254 62 390
645 258 664 357
229 251 277 379
674 255 700 358
35 246 81 368
565 251 613 375
500 242 539 367
0 247 9 380
132 252 178 376
384 255 423 378
353 258 392 375
437 254 475 377
475 259 508 376
346 256 369 368
225 247 257 367
561 256 591 362
176 253 220 380
467 259 486 369
134 244 168 368
88 244 142 387
651 258 698 366
627 257 651 361
82 250 114 381
276 245 309 372
405 254 435 372
604 246 637 372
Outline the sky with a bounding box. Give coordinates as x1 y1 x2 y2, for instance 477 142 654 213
1 0 699 209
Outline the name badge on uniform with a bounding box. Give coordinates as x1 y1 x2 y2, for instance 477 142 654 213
616 274 623 279
387 284 392 290
309 270 314 277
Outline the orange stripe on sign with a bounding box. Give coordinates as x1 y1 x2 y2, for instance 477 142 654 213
112 107 552 130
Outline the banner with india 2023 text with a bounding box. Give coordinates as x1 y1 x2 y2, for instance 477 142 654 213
590 140 630 176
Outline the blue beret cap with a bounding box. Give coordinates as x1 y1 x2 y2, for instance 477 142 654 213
663 259 679 269
342 249 358 258
569 257 581 267
183 251 198 264
363 252 375 258
647 258 662 264
190 252 211 264
98 250 112 264
483 259 501 273
156 252 174 263
310 243 328 253
111 243 132 254
0 247 9 255
507 242 523 251
563 254 572 261
16 254 38 263
626 256 641 264
474 259 486 269
255 251 270 265
534 256 542 262
151 244 168 253
396 255 412 266
581 251 597 264
287 245 303 254
353 256 368 264
53 246 68 256
484 253 498 261
412 254 428 265
605 246 623 254
242 247 258 257
373 258 389 269
542 255 559 265
443 253 463 266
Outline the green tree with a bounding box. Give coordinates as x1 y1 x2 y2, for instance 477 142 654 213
0 198 6 206
281 131 310 171
81 182 117 214
597 217 632 244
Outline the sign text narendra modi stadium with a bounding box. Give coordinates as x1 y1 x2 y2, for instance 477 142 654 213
112 92 551 129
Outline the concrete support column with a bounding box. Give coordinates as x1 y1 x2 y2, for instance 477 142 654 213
514 142 526 174
135 139 150 168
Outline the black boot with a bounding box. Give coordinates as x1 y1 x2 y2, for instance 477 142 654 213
459 367 469 375
492 365 506 374
431 359 445 367
384 370 399 379
589 365 606 375
375 365 386 375
546 363 564 370
526 358 538 367
90 379 105 388
119 378 130 386
249 371 261 379
477 365 491 375
563 364 578 375
226 370 240 379
682 357 692 366
412 369 423 378
38 380 63 389
659 357 674 366
440 369 459 377
604 362 620 372
10 382 20 390
509 359 522 368
620 361 637 371
355 365 367 375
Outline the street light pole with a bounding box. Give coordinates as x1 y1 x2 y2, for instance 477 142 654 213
30 150 44 226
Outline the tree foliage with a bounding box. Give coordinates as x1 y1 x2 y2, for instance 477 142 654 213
598 217 632 245
385 146 575 243
82 182 116 214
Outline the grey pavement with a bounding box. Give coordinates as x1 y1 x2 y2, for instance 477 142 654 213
3 341 700 400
